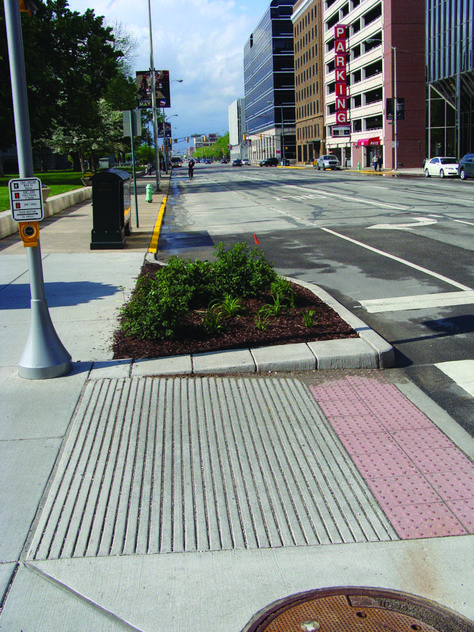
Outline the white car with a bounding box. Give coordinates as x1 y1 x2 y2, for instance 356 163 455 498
316 154 341 170
424 157 459 178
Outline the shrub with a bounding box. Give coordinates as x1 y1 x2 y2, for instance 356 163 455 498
212 242 278 298
119 242 278 341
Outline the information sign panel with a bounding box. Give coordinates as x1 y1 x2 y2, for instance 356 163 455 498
9 177 44 222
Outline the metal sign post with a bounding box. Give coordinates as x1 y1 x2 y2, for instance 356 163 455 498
4 0 71 379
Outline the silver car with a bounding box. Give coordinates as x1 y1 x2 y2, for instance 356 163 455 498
316 154 341 170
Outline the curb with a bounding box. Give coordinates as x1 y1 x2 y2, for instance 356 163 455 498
92 278 394 379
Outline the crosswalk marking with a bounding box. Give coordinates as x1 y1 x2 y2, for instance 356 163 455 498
436 360 474 397
359 290 474 313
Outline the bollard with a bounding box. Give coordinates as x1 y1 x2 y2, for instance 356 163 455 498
145 183 153 203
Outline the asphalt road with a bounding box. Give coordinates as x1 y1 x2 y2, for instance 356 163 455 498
160 163 474 435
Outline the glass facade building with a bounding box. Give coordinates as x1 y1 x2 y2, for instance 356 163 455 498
244 0 297 161
426 0 474 157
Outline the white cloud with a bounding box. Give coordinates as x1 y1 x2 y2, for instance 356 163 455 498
67 0 272 148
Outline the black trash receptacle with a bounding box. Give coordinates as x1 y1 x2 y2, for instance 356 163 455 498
90 169 131 249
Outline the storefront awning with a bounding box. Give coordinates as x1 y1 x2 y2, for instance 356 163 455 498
356 137 381 146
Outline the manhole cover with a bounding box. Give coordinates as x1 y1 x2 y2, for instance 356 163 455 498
243 587 474 632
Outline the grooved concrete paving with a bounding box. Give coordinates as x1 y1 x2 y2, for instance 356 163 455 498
28 376 397 562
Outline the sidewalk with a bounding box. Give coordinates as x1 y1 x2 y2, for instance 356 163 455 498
0 171 473 631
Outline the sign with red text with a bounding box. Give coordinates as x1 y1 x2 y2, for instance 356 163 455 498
332 25 349 136
9 177 44 222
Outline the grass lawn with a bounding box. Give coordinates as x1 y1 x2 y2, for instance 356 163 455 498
0 171 86 212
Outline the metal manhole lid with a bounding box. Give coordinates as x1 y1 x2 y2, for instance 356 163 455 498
243 587 474 632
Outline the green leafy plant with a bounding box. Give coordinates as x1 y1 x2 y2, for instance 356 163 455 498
262 294 286 317
210 294 243 317
254 306 272 330
302 309 319 327
202 306 226 334
270 277 296 308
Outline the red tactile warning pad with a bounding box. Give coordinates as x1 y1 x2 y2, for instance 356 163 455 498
310 375 474 539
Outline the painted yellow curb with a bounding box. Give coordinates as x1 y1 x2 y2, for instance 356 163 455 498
148 196 167 253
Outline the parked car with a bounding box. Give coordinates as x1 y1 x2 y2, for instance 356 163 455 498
316 154 340 170
458 153 474 180
424 156 459 178
259 157 279 167
242 159 250 165
232 159 242 167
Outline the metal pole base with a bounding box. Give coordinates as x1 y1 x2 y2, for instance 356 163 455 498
19 298 72 379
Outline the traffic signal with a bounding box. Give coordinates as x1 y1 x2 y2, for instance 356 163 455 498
19 0 37 15
186 137 189 143
203 135 207 142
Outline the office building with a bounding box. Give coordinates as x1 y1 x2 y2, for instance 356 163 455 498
243 0 297 163
228 99 248 162
292 0 324 164
426 0 474 158
323 0 425 169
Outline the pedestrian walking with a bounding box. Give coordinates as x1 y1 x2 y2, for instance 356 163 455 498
378 154 383 171
373 155 378 171
188 158 195 179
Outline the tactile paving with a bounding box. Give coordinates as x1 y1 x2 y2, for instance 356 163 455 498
28 376 397 561
310 374 474 540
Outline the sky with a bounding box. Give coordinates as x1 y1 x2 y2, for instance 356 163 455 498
66 0 274 152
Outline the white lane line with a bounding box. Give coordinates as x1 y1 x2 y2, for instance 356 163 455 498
320 226 472 292
454 219 474 226
282 183 409 211
359 291 474 313
436 360 474 397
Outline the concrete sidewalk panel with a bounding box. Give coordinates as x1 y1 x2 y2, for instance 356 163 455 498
20 536 474 631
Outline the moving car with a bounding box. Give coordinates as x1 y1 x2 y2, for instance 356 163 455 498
259 157 279 167
458 153 474 180
170 157 182 168
424 156 459 178
232 159 242 167
316 155 340 170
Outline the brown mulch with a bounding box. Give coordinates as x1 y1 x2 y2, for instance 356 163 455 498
112 267 358 360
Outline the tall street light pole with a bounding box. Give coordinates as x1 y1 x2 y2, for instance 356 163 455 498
148 0 160 191
367 39 397 171
393 45 398 171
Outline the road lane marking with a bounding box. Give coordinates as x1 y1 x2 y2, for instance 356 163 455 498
320 227 472 292
454 219 474 226
436 360 474 397
359 291 474 313
368 217 438 230
282 183 408 211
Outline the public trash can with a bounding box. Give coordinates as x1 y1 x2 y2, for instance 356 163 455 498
90 169 131 249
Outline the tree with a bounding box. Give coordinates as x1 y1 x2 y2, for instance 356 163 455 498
0 0 137 173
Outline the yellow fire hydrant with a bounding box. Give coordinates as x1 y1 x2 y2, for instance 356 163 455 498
146 183 153 203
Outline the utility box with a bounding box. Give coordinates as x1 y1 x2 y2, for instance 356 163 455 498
90 169 131 249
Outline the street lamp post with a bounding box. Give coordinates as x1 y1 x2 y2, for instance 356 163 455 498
280 103 285 163
367 39 397 171
148 0 160 191
393 45 398 171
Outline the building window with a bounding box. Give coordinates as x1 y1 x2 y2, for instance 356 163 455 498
365 115 382 130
